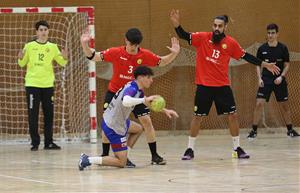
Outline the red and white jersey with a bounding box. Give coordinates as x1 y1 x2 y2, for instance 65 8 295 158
101 46 160 92
191 32 245 86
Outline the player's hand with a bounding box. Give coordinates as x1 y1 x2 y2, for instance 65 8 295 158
163 108 179 119
166 37 180 54
18 50 25 59
258 78 264 87
81 29 91 44
274 76 283 85
262 62 280 75
144 95 159 107
170 9 180 27
61 47 68 60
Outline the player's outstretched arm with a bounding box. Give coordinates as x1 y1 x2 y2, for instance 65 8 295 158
242 52 280 75
81 30 102 62
162 108 179 119
170 9 180 28
170 9 190 43
159 37 180 67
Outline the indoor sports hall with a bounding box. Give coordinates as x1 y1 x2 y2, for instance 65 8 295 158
0 1 299 192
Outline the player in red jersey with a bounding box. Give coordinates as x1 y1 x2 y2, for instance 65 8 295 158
170 9 280 160
81 28 180 166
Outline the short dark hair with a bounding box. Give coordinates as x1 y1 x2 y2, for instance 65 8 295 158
134 66 153 79
35 20 49 30
215 15 229 24
125 28 143 45
267 23 279 32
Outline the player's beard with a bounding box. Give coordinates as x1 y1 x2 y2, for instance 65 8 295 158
212 31 225 44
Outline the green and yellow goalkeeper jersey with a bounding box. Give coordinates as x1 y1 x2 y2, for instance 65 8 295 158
18 40 68 88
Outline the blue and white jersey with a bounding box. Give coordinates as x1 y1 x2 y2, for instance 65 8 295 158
103 81 144 135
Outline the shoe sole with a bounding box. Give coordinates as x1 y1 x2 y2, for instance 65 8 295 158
125 165 136 168
151 160 167 165
181 156 194 160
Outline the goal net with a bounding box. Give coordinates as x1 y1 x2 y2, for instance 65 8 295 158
0 7 95 143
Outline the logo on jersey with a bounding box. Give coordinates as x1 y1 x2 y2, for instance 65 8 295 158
194 106 198 112
137 59 142 64
262 52 268 54
45 48 50 53
222 43 227 49
103 102 109 109
120 56 128 61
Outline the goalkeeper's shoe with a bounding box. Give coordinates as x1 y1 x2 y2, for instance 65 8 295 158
287 129 300 137
247 130 257 139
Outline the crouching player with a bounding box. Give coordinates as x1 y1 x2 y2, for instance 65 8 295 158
78 66 178 170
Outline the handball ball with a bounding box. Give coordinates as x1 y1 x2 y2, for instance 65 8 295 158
150 96 166 112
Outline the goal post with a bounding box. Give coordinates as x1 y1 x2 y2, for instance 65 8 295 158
0 6 97 143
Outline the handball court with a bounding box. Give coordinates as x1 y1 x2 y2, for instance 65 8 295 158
0 132 299 193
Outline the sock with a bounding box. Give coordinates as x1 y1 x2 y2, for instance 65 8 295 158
88 156 103 165
102 143 110 156
287 124 293 131
232 136 240 150
148 142 157 157
188 136 196 150
127 146 132 158
252 125 258 132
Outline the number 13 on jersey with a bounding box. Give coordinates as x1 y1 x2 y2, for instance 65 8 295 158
212 49 220 59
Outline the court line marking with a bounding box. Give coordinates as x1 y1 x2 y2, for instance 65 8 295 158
0 174 57 185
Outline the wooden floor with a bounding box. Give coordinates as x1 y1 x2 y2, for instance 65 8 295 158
0 133 299 193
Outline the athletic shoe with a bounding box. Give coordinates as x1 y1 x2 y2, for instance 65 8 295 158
125 159 136 168
44 142 61 150
287 129 300 137
247 130 257 139
151 154 167 165
78 153 91 171
31 146 38 151
181 148 194 160
232 147 250 159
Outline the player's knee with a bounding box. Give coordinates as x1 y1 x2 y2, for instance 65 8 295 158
137 124 143 134
139 116 154 131
228 113 238 120
119 158 127 168
256 101 264 108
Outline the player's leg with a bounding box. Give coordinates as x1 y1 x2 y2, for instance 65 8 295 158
79 120 129 170
215 86 249 159
248 84 271 139
134 104 166 165
101 91 115 156
127 120 143 148
26 87 41 151
41 87 60 150
274 82 299 137
182 85 213 160
79 150 128 170
124 120 143 167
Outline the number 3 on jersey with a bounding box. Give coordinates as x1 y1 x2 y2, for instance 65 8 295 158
128 65 133 73
212 49 220 59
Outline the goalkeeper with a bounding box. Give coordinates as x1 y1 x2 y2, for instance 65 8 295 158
18 20 68 151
